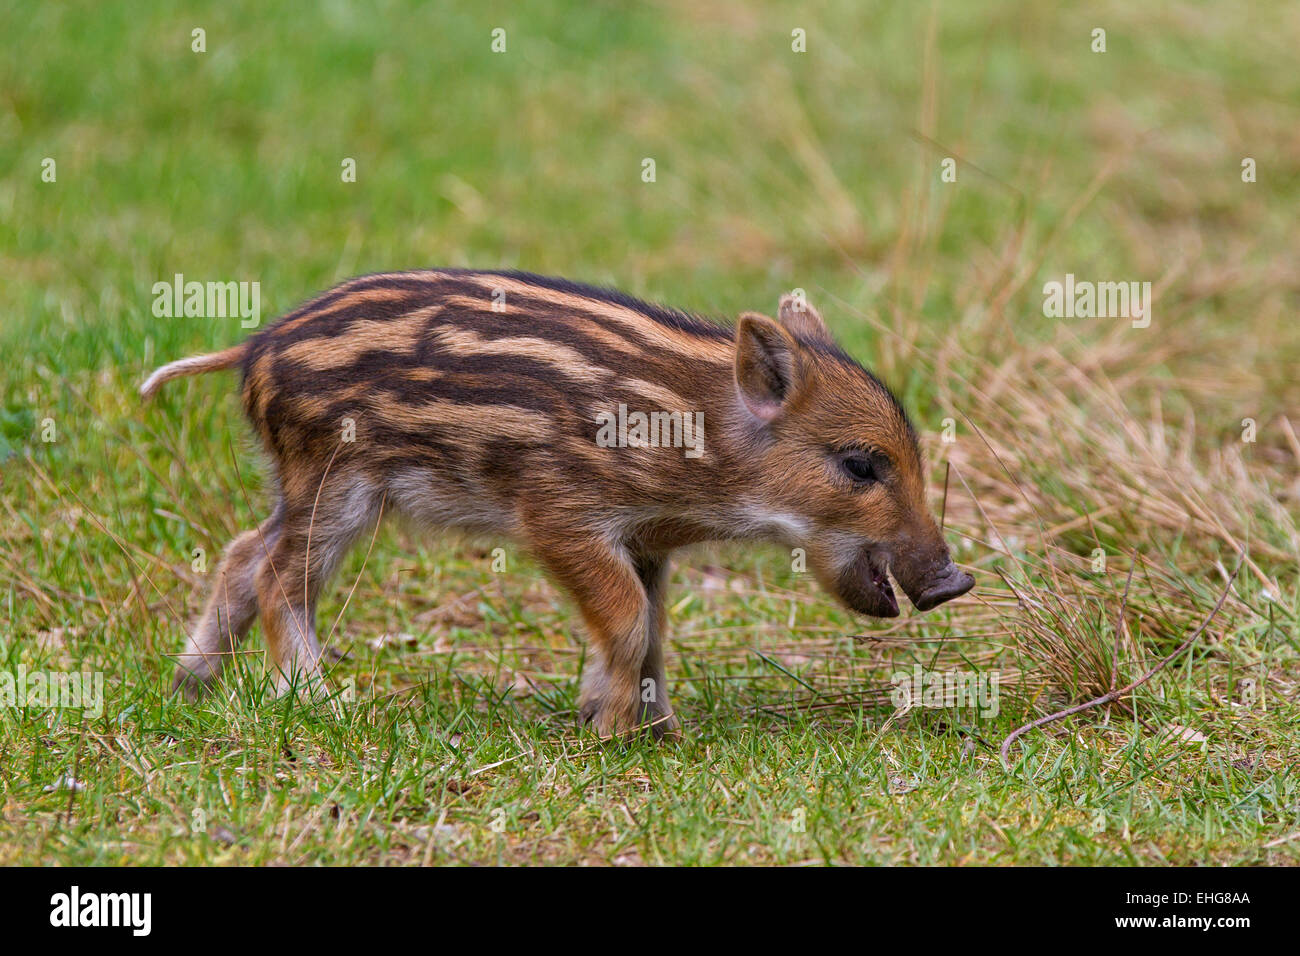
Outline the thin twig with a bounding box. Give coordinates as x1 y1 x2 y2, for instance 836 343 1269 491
304 440 345 625
939 459 951 532
1110 550 1138 696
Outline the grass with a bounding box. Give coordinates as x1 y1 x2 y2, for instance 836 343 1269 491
1 0 1298 865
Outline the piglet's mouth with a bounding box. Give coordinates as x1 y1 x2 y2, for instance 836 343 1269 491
837 550 900 618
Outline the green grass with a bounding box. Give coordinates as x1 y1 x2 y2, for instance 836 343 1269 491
1 0 1298 865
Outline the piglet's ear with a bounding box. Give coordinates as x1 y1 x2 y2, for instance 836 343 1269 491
734 312 805 422
778 292 832 343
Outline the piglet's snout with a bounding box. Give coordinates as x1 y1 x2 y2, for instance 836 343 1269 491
910 561 975 611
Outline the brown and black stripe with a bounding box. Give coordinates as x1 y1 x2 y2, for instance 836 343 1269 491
238 270 746 502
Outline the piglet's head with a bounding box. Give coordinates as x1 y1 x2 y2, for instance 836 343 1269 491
732 294 973 618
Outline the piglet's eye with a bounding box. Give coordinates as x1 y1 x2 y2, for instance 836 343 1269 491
841 455 877 483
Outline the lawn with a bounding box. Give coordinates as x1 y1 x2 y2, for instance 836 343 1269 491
1 0 1297 865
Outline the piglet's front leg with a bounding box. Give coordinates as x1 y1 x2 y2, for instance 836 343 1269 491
529 525 676 739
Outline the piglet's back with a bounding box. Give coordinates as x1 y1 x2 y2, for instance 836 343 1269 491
237 269 736 501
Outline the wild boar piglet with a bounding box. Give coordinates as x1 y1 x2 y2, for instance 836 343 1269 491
142 270 974 737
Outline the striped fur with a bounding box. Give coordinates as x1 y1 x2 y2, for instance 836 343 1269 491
146 269 972 738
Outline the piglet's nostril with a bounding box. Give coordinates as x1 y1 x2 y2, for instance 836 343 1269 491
912 566 975 612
